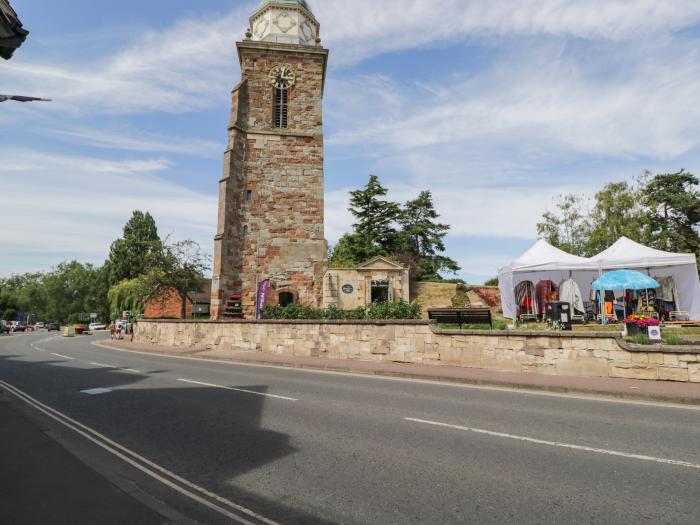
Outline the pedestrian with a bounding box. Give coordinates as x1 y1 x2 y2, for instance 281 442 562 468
115 322 122 341
109 322 115 340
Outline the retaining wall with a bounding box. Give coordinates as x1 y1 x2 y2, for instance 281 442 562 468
135 320 700 383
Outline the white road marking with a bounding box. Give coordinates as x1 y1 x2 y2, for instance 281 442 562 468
30 344 46 352
81 388 112 395
89 362 115 368
405 417 700 470
91 341 700 412
50 352 74 361
123 368 143 374
177 378 299 402
0 379 279 525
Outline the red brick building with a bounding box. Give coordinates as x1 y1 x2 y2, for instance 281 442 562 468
144 280 212 319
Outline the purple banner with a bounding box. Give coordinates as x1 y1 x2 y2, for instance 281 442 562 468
256 279 271 320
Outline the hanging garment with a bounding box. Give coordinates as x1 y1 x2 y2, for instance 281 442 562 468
559 278 585 314
536 280 558 316
515 281 538 315
656 277 675 302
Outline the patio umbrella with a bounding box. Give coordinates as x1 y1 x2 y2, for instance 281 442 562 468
592 270 660 324
592 270 660 291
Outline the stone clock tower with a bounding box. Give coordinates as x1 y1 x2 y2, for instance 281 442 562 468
211 0 328 319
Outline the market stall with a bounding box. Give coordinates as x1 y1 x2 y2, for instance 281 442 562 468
588 237 700 320
498 240 595 321
499 237 700 322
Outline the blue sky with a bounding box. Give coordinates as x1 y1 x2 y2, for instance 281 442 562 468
2 0 700 283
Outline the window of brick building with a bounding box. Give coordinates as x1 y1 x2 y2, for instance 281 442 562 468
246 190 253 202
273 88 288 128
243 225 249 237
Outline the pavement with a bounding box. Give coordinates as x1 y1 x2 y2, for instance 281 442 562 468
0 393 168 525
103 339 700 405
1 332 700 524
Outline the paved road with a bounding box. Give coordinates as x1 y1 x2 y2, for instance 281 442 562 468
1 332 699 524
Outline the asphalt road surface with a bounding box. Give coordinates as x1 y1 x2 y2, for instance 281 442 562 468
1 332 699 524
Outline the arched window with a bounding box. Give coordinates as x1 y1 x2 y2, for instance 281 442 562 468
242 225 249 237
279 292 295 307
273 88 288 128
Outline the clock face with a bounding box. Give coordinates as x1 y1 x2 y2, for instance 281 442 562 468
269 65 296 89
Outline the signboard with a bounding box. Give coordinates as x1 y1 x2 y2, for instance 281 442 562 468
17 311 25 324
123 310 131 319
256 279 271 320
341 284 354 294
90 313 98 320
648 326 662 341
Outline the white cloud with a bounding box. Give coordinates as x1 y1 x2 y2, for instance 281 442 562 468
319 0 700 65
329 39 700 160
0 149 216 276
4 1 699 116
47 127 222 157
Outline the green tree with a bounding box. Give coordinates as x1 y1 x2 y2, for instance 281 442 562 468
331 175 402 265
108 277 151 319
142 240 211 319
398 191 460 280
42 262 99 323
586 180 652 255
108 211 161 285
643 170 700 256
484 277 498 286
537 194 591 256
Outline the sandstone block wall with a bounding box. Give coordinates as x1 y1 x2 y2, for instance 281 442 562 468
135 321 700 383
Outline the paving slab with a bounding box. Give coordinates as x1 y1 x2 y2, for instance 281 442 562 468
0 396 168 525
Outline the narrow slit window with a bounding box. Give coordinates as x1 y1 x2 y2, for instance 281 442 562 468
273 88 289 128
243 225 249 237
246 190 253 202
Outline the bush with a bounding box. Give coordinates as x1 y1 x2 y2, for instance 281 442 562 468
261 301 422 321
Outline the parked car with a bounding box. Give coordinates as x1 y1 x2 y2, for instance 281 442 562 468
45 323 60 332
10 322 26 332
89 323 107 331
34 322 45 330
73 325 87 335
0 321 9 334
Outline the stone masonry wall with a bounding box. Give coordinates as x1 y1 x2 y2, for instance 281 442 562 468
135 320 700 383
211 41 329 318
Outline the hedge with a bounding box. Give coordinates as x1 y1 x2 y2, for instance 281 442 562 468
261 301 422 321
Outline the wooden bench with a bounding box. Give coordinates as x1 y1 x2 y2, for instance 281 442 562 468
428 307 493 329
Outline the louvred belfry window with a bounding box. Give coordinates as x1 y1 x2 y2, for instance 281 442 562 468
273 88 289 128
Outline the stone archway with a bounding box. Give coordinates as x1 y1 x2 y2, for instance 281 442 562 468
279 291 295 307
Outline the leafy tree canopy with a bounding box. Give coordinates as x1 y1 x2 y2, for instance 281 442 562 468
108 211 161 285
330 177 460 281
537 171 700 263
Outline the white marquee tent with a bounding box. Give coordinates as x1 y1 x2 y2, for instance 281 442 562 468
498 237 700 321
498 240 595 321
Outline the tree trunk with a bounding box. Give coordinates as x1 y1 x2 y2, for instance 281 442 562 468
180 292 187 320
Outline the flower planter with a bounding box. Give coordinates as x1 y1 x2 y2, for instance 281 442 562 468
626 323 643 336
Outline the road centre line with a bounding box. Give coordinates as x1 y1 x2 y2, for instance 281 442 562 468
51 352 74 361
177 378 299 401
405 417 700 470
91 341 700 412
90 362 115 368
0 379 279 525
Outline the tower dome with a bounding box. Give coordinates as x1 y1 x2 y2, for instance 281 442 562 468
257 0 313 14
250 0 319 46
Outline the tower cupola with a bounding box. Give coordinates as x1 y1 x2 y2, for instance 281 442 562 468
249 0 320 46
